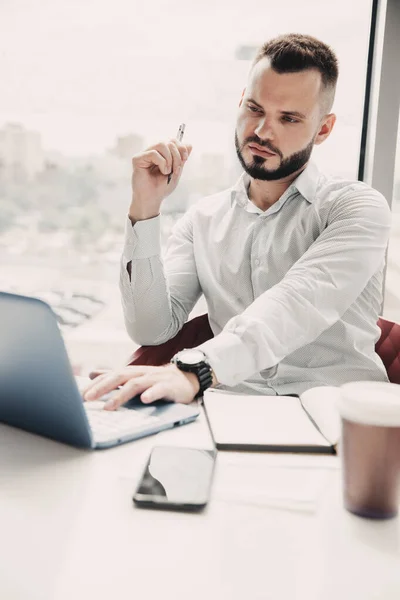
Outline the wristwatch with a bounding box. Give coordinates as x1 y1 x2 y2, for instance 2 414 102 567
171 349 213 399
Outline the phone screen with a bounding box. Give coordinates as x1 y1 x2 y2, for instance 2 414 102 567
133 445 217 510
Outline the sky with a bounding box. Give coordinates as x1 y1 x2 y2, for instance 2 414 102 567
0 0 374 177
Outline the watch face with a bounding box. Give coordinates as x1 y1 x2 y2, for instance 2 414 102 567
178 349 206 365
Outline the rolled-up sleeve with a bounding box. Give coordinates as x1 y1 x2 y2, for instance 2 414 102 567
120 211 202 345
199 190 392 386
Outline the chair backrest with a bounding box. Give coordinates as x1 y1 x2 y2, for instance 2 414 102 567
127 313 213 367
376 317 400 384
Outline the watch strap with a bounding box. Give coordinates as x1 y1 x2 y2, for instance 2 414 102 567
192 361 213 399
171 351 213 398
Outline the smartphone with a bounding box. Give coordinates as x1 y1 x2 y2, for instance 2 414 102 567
133 445 217 511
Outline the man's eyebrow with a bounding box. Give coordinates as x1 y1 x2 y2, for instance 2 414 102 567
246 97 263 108
281 110 307 119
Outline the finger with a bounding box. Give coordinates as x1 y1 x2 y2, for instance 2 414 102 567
84 368 147 401
104 375 155 410
174 142 193 162
168 163 183 183
84 373 125 401
83 371 112 396
167 141 182 175
151 143 174 173
140 382 170 404
132 149 170 175
88 369 108 380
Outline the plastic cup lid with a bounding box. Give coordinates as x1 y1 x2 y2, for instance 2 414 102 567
337 381 400 426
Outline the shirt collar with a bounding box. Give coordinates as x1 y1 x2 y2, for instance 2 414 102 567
291 160 320 204
231 160 320 209
230 173 251 209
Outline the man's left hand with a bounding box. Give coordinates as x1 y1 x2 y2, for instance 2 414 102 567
83 364 200 410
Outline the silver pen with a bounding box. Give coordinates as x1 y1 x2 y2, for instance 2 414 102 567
167 123 186 184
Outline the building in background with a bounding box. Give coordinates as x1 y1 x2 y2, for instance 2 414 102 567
0 122 44 180
110 133 144 161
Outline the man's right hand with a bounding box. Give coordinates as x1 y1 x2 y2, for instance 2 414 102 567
129 139 192 223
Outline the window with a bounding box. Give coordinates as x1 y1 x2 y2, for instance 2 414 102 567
0 0 374 372
383 124 400 323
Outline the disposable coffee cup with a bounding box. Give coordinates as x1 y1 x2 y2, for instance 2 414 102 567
336 381 400 520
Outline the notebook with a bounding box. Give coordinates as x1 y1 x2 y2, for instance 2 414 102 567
203 387 341 454
0 291 200 449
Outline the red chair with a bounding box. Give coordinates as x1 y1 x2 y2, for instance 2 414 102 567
127 314 400 385
376 317 400 384
127 314 213 366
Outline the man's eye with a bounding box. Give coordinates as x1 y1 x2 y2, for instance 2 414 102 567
282 116 299 124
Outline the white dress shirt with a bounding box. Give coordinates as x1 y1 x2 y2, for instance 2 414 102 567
120 161 392 396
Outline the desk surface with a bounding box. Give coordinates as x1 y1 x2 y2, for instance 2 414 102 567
1 411 400 600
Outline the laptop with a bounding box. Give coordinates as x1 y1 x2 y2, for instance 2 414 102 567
0 291 200 449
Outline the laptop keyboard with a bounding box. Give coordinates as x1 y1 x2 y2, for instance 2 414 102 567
84 401 160 442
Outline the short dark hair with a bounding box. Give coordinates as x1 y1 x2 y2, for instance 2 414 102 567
253 33 339 111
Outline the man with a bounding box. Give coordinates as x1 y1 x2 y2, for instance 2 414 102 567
84 33 391 410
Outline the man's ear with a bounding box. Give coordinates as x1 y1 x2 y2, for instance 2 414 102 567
314 113 336 145
239 88 246 107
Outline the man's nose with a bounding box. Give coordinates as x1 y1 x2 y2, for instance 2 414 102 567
254 117 275 141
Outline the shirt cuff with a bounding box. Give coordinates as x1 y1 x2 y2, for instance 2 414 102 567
197 331 264 387
123 215 161 261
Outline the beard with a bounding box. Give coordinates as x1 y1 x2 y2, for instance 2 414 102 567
235 131 314 181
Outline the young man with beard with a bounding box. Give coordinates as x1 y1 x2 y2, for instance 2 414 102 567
84 33 392 410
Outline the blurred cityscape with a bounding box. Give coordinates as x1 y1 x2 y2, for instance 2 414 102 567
0 121 238 371
0 121 239 256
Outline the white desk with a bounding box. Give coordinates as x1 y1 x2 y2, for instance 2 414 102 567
1 412 400 600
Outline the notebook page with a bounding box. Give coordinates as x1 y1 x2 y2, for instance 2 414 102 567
299 386 341 445
203 390 330 447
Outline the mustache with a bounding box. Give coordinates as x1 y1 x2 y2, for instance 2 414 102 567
244 136 282 159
